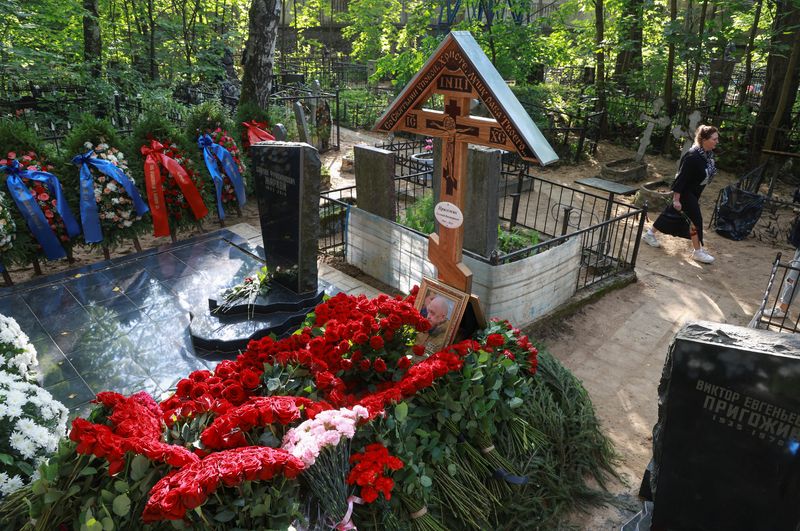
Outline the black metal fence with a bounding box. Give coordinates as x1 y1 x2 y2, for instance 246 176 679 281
491 156 646 288
321 137 645 291
319 186 356 257
752 252 800 334
275 50 370 89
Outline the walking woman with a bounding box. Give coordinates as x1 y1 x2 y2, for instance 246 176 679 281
642 125 719 264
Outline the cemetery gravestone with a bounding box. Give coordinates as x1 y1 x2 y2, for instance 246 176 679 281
188 141 326 353
293 102 312 145
251 141 320 294
671 110 703 166
649 321 800 531
272 123 287 141
636 98 671 163
463 145 500 258
354 145 396 221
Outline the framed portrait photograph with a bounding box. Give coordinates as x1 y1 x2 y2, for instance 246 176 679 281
414 277 471 356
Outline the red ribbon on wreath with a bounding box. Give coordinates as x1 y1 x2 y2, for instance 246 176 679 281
141 140 208 237
241 120 275 150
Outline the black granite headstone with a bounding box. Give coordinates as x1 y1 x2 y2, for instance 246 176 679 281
250 141 320 294
650 321 800 531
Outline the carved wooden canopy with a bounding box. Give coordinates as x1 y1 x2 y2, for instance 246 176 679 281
374 31 558 166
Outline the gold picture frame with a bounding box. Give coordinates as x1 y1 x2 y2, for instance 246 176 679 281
414 277 471 356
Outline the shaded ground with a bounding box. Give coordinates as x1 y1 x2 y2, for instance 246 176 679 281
5 128 795 528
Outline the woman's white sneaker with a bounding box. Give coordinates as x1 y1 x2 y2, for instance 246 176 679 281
642 231 661 247
691 248 715 264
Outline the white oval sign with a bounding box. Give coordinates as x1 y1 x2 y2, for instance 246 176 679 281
434 201 464 229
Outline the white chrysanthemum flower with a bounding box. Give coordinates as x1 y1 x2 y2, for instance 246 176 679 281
0 472 24 496
0 371 17 386
83 141 94 150
9 431 35 459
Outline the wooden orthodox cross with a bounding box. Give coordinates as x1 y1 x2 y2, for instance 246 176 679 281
375 31 558 293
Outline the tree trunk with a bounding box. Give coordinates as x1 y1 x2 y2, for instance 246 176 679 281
752 0 800 153
147 0 158 81
663 0 677 113
662 0 677 152
241 0 281 108
688 0 709 108
595 0 607 134
613 0 644 84
83 0 102 77
761 27 800 157
737 0 763 107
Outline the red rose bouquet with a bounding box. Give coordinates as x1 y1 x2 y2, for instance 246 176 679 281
1 150 79 262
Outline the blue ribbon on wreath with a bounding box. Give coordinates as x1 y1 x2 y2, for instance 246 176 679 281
72 150 149 244
198 134 246 220
3 160 80 260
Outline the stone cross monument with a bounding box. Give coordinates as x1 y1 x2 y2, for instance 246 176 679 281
636 98 672 162
374 31 558 293
671 110 703 165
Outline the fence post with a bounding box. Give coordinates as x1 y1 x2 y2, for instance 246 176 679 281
561 206 573 235
576 110 587 163
508 168 526 228
335 89 340 150
630 205 648 268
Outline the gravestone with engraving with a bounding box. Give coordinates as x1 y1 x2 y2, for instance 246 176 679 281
252 141 320 294
647 321 800 531
188 141 327 353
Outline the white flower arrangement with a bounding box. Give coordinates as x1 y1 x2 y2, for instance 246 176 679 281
0 315 68 498
0 189 16 252
84 140 143 233
0 314 38 381
0 370 68 497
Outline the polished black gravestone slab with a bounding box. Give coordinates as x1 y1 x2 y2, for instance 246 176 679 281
649 321 800 531
0 228 267 416
190 280 329 353
250 141 320 294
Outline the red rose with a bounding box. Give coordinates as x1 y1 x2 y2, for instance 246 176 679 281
176 378 193 397
486 334 505 347
396 356 411 370
189 383 209 400
316 371 335 390
190 370 211 383
373 358 387 373
369 336 384 350
412 345 425 357
359 359 371 371
222 384 246 404
240 370 261 389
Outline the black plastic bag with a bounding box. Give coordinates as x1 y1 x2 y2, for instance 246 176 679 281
713 184 765 241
